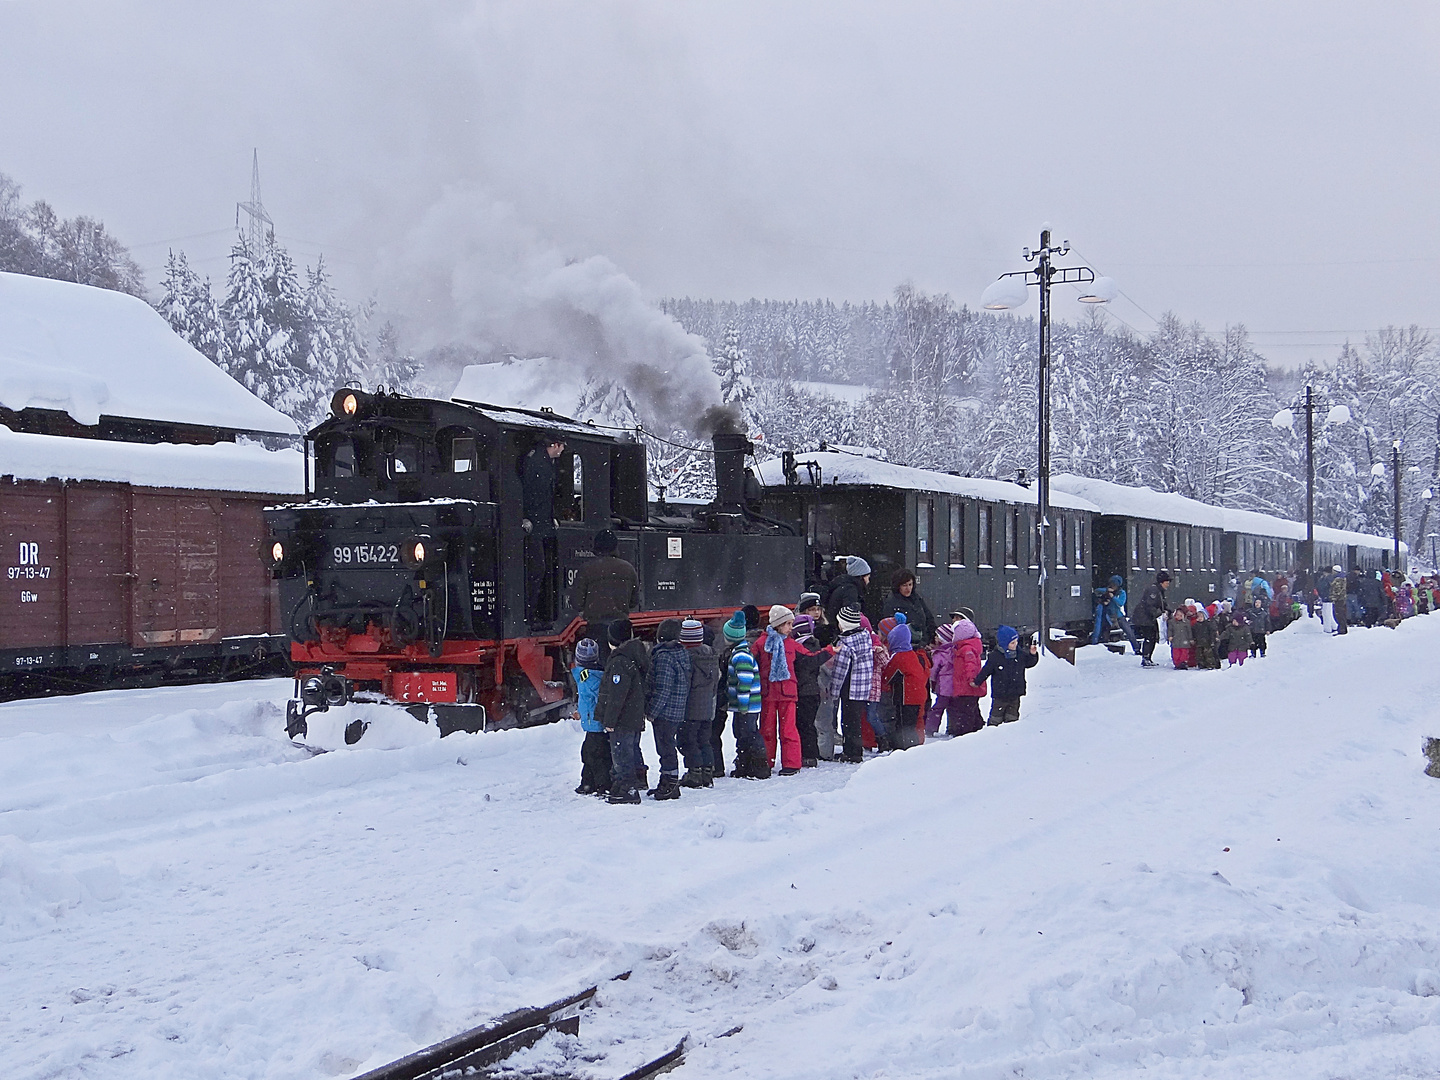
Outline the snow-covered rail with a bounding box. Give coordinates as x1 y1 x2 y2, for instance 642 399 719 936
353 977 687 1080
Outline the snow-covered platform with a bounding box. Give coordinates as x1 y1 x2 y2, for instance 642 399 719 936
3 617 1440 1078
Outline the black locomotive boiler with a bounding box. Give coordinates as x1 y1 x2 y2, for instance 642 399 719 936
265 390 802 737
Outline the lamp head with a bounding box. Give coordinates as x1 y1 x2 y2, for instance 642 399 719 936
980 276 1031 311
1077 276 1118 304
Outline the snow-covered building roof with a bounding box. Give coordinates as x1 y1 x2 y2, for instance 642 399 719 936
756 452 1101 512
1052 474 1405 552
0 271 297 436
0 424 303 494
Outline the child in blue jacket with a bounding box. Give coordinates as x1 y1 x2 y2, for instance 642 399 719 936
572 638 610 796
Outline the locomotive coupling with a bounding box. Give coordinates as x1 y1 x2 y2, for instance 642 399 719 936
285 665 352 739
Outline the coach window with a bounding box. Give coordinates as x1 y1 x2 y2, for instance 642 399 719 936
1004 507 1018 567
1025 509 1038 568
1145 526 1155 570
1129 522 1139 569
978 504 993 567
917 496 935 567
948 497 965 567
1055 515 1068 568
1075 516 1085 567
1170 528 1180 570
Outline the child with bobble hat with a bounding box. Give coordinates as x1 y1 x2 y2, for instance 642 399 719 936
724 609 770 779
881 619 932 747
758 604 805 774
572 638 610 796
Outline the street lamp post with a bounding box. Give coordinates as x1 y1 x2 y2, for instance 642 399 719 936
1274 387 1349 576
981 229 1115 651
1392 441 1402 570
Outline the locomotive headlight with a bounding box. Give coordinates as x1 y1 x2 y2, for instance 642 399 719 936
401 537 430 566
330 388 371 420
261 538 287 569
270 541 285 564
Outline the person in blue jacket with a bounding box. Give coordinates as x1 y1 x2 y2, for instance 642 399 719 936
572 638 610 796
1091 574 1141 653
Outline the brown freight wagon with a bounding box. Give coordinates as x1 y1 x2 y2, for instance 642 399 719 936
0 478 289 696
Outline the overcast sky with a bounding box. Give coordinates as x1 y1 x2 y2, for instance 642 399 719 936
2 0 1437 366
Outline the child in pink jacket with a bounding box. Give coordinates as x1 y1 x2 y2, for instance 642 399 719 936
945 618 986 736
924 623 956 736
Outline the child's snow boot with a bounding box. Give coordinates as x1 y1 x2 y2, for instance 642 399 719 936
650 776 682 801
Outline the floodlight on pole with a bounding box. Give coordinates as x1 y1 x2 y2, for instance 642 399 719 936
980 230 1112 655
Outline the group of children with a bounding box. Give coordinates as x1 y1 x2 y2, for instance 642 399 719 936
1164 595 1271 670
572 593 1043 805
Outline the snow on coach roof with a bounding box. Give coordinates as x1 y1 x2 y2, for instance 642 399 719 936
0 272 297 436
1051 474 1404 552
0 425 303 494
756 452 1100 512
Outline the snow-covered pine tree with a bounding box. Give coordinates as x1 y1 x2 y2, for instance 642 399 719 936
370 321 426 395
156 250 227 366
220 234 313 428
304 256 369 411
714 324 760 437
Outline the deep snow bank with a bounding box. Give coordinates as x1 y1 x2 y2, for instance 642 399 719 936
1 619 1439 1078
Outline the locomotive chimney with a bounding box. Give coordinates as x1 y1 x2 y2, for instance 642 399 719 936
712 431 753 510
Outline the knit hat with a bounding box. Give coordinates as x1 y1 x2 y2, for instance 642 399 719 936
742 604 760 631
953 618 979 641
846 555 872 577
887 623 912 651
996 625 1019 651
878 616 898 639
608 619 633 645
575 638 600 664
935 623 955 645
679 619 705 644
792 614 815 637
656 618 683 642
1157 571 1172 583
723 610 748 643
1109 574 1124 588
859 614 873 633
768 604 794 629
797 592 822 613
837 605 863 632
593 528 618 555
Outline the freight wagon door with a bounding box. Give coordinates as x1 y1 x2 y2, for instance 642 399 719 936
131 494 221 646
0 485 65 649
219 498 270 637
65 485 131 646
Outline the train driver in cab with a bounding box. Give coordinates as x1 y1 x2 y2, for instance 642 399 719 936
522 430 566 628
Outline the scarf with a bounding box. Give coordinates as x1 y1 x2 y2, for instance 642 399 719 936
763 626 791 682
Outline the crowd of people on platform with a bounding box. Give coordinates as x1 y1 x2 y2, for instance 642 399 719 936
1090 561 1437 670
571 549 1038 805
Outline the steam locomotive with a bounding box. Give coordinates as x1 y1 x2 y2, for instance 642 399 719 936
264 389 802 740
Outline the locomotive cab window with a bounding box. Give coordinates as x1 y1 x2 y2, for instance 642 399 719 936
385 434 422 478
450 436 476 473
321 436 357 477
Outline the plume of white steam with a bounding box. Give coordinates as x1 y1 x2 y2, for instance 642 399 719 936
385 183 724 434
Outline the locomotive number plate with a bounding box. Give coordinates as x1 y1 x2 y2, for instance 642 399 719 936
329 544 401 567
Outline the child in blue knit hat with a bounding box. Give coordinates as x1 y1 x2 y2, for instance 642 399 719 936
572 638 610 795
971 625 1039 726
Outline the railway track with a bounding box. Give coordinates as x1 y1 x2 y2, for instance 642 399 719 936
353 975 688 1080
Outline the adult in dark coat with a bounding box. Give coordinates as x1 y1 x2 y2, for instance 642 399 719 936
571 529 639 646
825 556 872 624
885 568 936 646
521 432 566 627
1132 571 1171 667
596 620 650 803
1359 571 1384 627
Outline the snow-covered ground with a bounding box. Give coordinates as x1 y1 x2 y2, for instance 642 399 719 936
3 616 1440 1079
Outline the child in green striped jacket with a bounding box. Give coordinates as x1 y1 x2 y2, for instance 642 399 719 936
723 610 770 779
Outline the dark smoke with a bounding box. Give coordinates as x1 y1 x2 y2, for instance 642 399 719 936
695 403 746 437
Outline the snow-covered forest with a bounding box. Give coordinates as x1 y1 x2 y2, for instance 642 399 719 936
667 293 1440 554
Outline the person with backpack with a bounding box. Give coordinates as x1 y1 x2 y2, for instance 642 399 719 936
882 620 931 748
723 610 770 779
